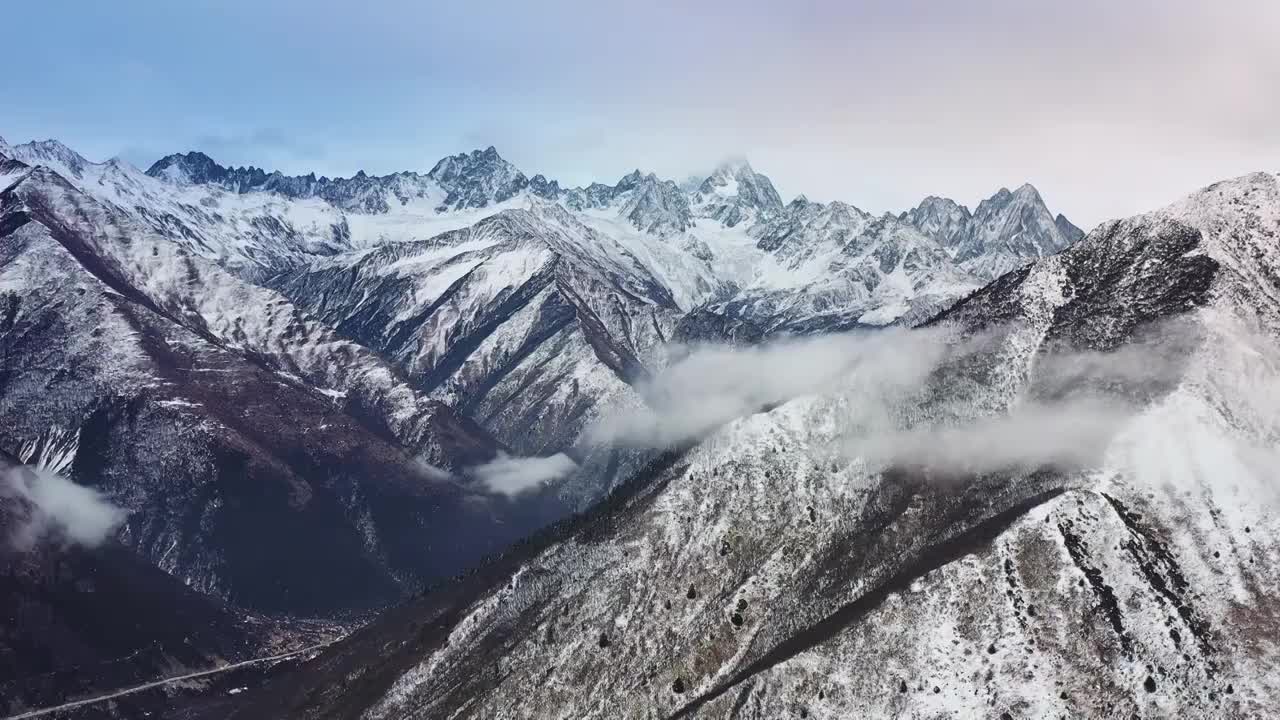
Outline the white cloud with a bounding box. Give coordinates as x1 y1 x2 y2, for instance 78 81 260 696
3 465 127 549
413 457 454 482
590 325 966 449
468 452 578 498
841 399 1132 479
587 318 1248 486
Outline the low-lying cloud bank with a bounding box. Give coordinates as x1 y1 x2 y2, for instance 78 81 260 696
2 465 127 549
585 318 1235 482
466 314 1278 498
590 326 959 449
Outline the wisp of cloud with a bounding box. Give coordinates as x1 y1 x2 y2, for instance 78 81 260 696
468 452 578 498
3 464 127 550
583 317 1243 488
590 326 958 449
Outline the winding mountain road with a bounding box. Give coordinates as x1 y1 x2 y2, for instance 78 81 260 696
2 640 335 720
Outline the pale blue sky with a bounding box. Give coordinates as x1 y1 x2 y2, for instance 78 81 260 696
6 0 1277 227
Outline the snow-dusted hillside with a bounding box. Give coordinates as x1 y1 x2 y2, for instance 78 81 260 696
4 139 352 277
219 173 1280 720
269 203 682 456
0 147 562 621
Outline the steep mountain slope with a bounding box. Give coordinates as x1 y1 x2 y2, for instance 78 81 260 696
689 159 784 228
0 158 559 618
268 203 680 456
219 173 1280 719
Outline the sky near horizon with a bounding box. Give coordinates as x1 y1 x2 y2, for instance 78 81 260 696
5 0 1277 228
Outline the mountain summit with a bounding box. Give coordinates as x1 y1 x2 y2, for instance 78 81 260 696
902 183 1083 279
692 158 784 227
425 146 538 210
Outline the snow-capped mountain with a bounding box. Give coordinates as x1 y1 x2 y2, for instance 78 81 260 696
0 132 1091 715
5 139 353 277
718 198 981 330
146 145 540 214
690 158 784 228
45 134 1080 331
268 203 682 457
0 133 1086 550
910 183 1085 280
217 171 1280 720
565 170 696 235
900 195 970 249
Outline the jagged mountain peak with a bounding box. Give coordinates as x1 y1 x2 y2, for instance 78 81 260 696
10 138 92 179
827 199 871 218
426 146 529 211
145 150 231 185
912 194 970 214
901 194 972 249
426 145 513 179
979 182 1044 210
562 168 694 235
615 168 662 187
897 182 1079 280
693 156 783 228
618 173 692 235
527 173 561 198
144 144 534 213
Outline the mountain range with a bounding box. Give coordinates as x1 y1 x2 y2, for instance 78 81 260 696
213 169 1280 720
4 132 1275 719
